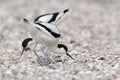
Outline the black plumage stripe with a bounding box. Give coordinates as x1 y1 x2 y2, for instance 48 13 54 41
35 23 60 38
48 13 58 23
34 14 49 23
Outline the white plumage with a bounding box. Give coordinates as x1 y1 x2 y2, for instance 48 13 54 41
16 9 75 62
23 19 60 47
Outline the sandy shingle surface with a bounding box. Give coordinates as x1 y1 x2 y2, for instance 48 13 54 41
0 0 120 80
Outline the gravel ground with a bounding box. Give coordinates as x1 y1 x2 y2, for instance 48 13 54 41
0 0 120 80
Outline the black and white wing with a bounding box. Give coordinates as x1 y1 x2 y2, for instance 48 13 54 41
34 9 69 25
23 18 61 38
35 21 61 38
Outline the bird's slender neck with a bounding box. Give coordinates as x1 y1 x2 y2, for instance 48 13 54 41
49 45 62 53
50 45 60 53
49 44 67 54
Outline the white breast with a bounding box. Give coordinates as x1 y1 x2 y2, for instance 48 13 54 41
25 21 59 47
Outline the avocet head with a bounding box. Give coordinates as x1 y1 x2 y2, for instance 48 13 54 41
58 44 75 60
17 38 33 60
22 38 33 50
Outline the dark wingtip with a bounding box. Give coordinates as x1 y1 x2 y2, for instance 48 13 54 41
23 18 28 23
64 9 69 13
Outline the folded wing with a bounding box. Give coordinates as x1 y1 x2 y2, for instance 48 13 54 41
24 18 61 38
35 22 61 38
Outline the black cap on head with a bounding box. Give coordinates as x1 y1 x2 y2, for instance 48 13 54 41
58 44 68 52
58 44 75 60
14 38 33 60
22 38 33 48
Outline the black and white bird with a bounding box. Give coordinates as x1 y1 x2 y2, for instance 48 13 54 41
20 38 75 60
16 9 75 61
23 9 69 48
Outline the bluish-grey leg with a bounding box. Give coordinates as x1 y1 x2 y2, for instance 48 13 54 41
41 46 52 64
33 43 42 63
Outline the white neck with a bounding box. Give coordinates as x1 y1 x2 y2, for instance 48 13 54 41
49 45 65 54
